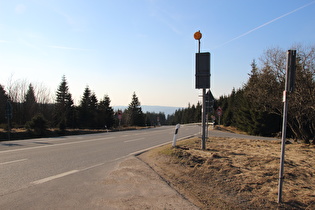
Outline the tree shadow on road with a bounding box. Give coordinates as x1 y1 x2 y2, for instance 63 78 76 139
1 143 23 147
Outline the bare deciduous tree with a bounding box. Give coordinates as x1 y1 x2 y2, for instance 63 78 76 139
246 45 315 142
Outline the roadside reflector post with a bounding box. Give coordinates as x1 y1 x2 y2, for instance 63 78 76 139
172 124 180 147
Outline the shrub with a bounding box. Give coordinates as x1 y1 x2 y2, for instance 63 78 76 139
25 114 48 137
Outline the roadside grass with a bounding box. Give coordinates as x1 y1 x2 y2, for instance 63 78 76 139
139 137 315 209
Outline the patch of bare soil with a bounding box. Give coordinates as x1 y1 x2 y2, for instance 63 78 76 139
99 156 199 209
138 137 315 209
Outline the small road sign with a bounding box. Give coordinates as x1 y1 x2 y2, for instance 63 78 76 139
117 111 122 120
216 107 222 116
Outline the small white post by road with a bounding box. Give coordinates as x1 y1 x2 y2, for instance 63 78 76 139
172 124 181 147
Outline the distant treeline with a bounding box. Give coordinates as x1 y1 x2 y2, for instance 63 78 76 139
0 74 203 138
0 76 172 134
1 44 314 143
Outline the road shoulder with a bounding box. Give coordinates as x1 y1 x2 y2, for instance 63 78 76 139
99 156 199 209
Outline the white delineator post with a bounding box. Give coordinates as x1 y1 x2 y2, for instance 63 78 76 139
172 124 181 147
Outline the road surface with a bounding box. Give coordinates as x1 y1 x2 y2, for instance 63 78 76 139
0 125 278 209
0 125 200 209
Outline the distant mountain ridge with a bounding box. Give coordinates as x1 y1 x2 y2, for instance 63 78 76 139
113 105 184 116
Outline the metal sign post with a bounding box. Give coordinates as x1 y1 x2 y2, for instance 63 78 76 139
278 50 296 203
216 107 222 125
201 88 206 149
117 111 122 130
194 31 210 150
5 100 13 141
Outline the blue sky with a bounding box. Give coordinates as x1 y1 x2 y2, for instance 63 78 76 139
1 0 314 107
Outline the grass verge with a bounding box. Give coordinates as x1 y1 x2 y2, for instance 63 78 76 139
138 137 315 209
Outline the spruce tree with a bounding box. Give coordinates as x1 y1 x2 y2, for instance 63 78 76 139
54 75 74 130
222 88 236 126
0 84 9 124
195 101 202 123
89 92 98 128
78 86 92 128
126 92 145 126
24 84 37 123
98 95 115 129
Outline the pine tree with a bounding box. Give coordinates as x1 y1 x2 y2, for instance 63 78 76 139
234 57 282 136
98 95 115 129
0 84 9 124
24 84 37 123
89 92 98 128
195 101 202 123
126 92 145 126
54 75 74 130
144 112 166 126
78 86 92 128
222 88 236 126
166 103 202 125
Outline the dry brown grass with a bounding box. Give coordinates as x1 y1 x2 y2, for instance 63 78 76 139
215 125 248 135
139 137 315 209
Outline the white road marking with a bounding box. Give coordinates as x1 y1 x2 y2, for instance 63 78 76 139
124 138 145 143
0 158 28 165
31 170 79 185
129 134 198 156
80 163 105 171
31 161 116 185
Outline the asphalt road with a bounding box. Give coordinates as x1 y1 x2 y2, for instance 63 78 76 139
0 125 200 209
0 125 278 209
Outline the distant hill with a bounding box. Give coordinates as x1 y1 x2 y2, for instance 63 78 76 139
113 105 183 116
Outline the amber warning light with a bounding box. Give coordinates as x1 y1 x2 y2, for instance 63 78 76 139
194 31 202 40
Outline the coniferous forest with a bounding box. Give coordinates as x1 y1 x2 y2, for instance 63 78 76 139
1 45 314 143
216 45 315 144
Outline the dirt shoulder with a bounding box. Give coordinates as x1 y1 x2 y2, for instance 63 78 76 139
100 156 199 209
138 137 315 209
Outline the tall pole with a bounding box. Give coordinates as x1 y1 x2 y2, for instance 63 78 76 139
7 117 11 141
278 50 296 203
198 33 207 150
201 88 206 150
278 89 288 203
5 100 12 141
194 30 207 150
